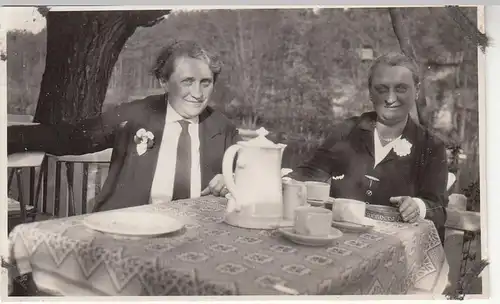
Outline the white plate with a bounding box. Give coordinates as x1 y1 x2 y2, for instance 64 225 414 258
331 218 376 233
83 210 185 237
278 227 343 246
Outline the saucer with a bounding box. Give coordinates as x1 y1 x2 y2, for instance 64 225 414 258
278 227 343 246
331 218 376 233
307 199 326 207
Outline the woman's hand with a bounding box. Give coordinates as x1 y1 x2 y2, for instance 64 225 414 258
389 196 420 223
201 174 229 197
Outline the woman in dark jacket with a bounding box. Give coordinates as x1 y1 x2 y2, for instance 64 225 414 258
290 52 448 243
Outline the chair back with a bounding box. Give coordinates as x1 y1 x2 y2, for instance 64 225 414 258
7 115 46 226
53 149 113 217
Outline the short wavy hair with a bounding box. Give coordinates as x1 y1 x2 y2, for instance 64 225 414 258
151 40 223 83
368 52 421 88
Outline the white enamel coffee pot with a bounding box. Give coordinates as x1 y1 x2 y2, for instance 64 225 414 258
222 127 287 219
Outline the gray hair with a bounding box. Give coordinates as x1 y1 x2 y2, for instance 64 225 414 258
368 52 421 88
152 40 223 82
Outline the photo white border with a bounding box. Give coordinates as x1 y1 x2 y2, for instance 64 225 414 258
0 3 497 304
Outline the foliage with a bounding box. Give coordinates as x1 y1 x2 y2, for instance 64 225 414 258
6 29 46 115
463 180 480 211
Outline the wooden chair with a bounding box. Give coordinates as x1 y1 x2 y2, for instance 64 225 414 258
52 149 113 217
7 154 47 233
443 173 482 296
7 118 48 232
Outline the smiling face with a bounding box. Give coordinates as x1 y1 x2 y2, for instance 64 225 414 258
369 64 417 126
161 56 215 119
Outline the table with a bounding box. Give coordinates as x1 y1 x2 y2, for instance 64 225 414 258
8 196 448 296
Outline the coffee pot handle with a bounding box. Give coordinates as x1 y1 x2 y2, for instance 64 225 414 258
222 144 241 208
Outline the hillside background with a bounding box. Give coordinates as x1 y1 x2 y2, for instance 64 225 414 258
7 7 480 205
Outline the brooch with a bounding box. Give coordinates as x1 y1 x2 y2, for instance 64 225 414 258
331 174 345 180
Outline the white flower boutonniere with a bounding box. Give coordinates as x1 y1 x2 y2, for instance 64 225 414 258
393 138 412 157
134 128 155 156
332 174 345 180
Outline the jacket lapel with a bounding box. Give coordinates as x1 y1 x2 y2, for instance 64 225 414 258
349 112 419 168
199 108 224 188
129 95 167 203
377 115 419 166
356 112 376 158
111 101 224 206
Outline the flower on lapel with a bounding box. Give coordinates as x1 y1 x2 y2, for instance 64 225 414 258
332 174 345 180
134 128 155 156
393 138 412 157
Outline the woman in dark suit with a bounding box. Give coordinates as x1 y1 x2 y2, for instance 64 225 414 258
290 52 448 243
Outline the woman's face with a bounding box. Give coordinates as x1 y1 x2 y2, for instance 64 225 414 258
161 56 214 119
369 64 417 126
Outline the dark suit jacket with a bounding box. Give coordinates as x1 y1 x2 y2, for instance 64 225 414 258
8 94 240 212
290 111 448 243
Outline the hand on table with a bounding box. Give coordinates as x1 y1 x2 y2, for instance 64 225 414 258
389 196 420 223
201 174 229 197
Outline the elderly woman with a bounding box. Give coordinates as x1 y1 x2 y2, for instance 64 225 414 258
289 52 448 243
8 40 239 213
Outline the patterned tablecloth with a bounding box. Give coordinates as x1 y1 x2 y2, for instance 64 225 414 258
8 196 448 296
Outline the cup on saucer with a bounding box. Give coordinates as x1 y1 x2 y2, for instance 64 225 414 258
305 181 330 206
278 206 342 246
294 206 332 237
330 198 375 232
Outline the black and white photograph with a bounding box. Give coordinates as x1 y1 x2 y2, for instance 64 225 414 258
0 5 490 299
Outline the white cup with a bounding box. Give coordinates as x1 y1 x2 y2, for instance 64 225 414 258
283 180 307 220
294 206 332 237
331 198 366 224
305 181 330 202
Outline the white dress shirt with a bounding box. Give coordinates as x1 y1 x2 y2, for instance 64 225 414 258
150 103 201 202
373 129 427 218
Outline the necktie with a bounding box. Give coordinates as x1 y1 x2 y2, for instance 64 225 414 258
172 120 191 200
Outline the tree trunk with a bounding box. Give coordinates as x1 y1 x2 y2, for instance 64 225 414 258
388 8 427 126
34 10 169 125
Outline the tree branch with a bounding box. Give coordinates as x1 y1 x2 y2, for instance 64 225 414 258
36 7 170 29
388 8 417 60
388 8 426 126
37 6 50 17
125 10 171 27
445 6 490 52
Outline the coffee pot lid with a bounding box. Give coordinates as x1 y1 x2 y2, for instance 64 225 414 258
241 127 280 148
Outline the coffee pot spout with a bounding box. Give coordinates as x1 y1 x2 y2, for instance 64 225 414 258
278 143 287 158
281 168 293 177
